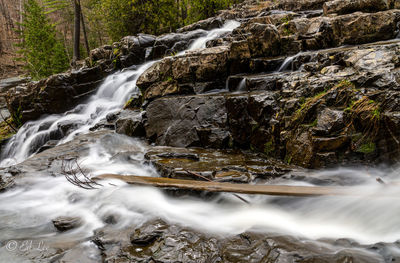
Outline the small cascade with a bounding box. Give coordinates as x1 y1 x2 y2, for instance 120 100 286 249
277 55 297 72
188 20 240 50
236 78 246 92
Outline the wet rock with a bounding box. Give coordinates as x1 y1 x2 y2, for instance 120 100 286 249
155 152 200 161
52 216 82 232
323 0 390 15
7 66 108 123
105 112 117 122
97 219 280 263
145 146 293 183
115 110 146 138
0 173 14 192
144 80 194 100
0 76 30 92
176 17 224 33
57 120 85 135
129 219 165 246
123 94 142 110
277 0 328 11
36 140 59 154
312 108 344 135
145 95 228 147
247 23 281 58
137 46 230 95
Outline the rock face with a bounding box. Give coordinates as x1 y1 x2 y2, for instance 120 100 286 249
5 1 400 261
127 0 400 169
6 66 109 122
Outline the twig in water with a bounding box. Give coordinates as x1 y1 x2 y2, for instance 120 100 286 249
61 158 103 190
0 107 17 132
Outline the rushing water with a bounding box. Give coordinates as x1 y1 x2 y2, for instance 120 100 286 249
1 19 400 261
1 134 400 252
0 63 153 167
0 20 241 168
188 20 240 50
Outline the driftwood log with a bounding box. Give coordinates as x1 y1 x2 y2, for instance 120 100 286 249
93 174 359 197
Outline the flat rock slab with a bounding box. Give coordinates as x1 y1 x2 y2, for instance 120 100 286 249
145 146 295 183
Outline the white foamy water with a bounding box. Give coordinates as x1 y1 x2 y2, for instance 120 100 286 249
1 134 400 250
0 21 240 168
0 63 153 167
188 20 240 50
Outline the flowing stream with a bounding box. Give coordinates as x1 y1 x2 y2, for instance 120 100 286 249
1 19 400 261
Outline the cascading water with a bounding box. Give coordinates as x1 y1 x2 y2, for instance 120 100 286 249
0 63 153 167
1 135 400 256
188 20 240 50
0 20 241 168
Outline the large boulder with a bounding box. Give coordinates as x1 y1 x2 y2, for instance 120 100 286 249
137 46 231 98
145 95 229 148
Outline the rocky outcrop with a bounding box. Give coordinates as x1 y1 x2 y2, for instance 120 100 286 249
6 66 109 122
139 38 400 168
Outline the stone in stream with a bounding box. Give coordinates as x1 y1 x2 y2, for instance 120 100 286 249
52 216 82 232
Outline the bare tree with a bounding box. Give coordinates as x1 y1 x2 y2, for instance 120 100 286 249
79 0 90 57
72 0 80 63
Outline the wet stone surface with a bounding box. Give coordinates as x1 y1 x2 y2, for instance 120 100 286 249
145 146 295 183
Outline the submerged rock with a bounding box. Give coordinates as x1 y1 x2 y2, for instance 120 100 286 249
52 216 82 232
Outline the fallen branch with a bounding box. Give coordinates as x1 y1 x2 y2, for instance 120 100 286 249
0 108 17 132
93 174 360 197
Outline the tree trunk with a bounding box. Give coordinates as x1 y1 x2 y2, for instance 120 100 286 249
73 0 80 63
80 13 90 56
79 0 90 57
93 174 358 197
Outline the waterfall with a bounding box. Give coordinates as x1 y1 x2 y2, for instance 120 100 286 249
236 78 246 91
0 20 240 167
188 20 240 50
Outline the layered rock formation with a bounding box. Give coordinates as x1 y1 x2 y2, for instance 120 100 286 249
131 0 400 168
